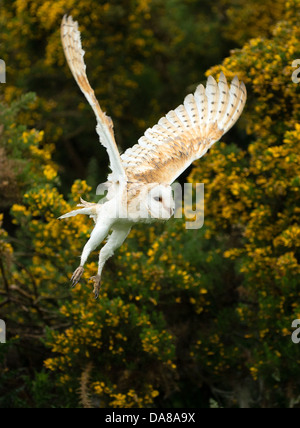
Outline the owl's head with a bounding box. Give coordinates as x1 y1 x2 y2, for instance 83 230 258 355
127 183 175 222
146 184 175 220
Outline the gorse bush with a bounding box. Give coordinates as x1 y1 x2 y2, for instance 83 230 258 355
0 0 300 408
1 0 282 188
0 0 231 188
189 1 300 405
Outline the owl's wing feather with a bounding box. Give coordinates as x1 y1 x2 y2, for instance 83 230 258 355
122 73 246 184
61 15 126 182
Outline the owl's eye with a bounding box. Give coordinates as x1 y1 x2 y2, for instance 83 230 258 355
154 196 163 203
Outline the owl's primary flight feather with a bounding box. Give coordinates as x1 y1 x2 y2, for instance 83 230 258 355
60 15 247 299
61 15 126 182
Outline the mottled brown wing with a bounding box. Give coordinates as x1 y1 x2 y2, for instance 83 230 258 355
122 73 246 184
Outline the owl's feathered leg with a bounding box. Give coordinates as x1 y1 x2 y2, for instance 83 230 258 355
71 220 113 288
91 224 132 299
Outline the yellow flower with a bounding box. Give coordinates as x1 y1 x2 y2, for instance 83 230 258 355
250 367 258 381
12 204 27 213
43 165 57 181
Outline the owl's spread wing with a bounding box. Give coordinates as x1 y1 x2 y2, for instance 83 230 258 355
121 73 246 184
61 15 126 182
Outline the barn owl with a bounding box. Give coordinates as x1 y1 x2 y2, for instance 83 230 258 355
59 15 247 299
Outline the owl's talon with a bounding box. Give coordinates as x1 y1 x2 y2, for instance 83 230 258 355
71 266 84 288
90 275 101 299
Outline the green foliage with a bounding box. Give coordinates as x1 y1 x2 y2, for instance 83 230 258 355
0 0 230 189
218 0 286 45
2 0 281 187
189 0 300 406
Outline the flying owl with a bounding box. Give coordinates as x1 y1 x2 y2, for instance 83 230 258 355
59 15 247 299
